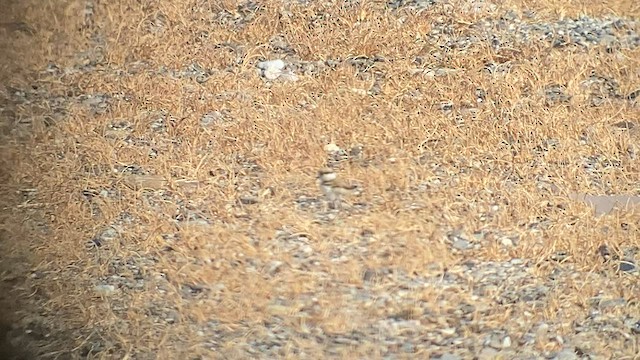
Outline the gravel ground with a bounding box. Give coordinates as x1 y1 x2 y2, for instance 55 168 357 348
1 0 639 358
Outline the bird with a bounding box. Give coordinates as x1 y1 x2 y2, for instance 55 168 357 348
316 167 358 209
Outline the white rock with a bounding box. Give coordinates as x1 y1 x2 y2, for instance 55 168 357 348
94 284 116 296
257 59 285 71
256 59 298 81
278 70 298 82
500 237 514 247
502 336 512 348
350 88 368 96
257 59 288 80
324 143 342 153
440 327 457 336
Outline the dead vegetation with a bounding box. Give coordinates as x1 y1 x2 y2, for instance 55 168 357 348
1 0 639 358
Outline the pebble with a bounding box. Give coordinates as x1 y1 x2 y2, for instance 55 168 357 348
440 327 457 336
94 284 116 296
267 261 284 276
499 237 514 247
324 143 342 153
477 347 499 360
200 111 224 127
618 260 637 273
552 348 579 360
502 336 512 348
257 59 284 79
452 239 472 250
256 59 298 81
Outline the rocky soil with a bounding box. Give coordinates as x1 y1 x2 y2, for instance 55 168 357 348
0 0 638 359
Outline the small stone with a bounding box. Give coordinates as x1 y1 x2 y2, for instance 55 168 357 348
268 261 284 275
349 144 364 157
94 284 116 296
452 239 471 250
239 195 259 205
502 336 512 348
536 323 550 340
363 268 380 283
350 88 368 96
257 59 289 80
164 310 180 324
278 70 298 82
324 143 342 153
477 347 498 360
596 297 627 309
257 59 285 71
300 245 313 257
440 327 457 336
98 227 118 241
500 237 514 247
619 260 637 273
487 335 503 349
552 348 578 360
200 111 224 127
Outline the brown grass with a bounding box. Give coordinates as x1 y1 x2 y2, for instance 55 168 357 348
1 0 639 358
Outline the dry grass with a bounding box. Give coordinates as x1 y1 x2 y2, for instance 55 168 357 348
1 0 639 358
